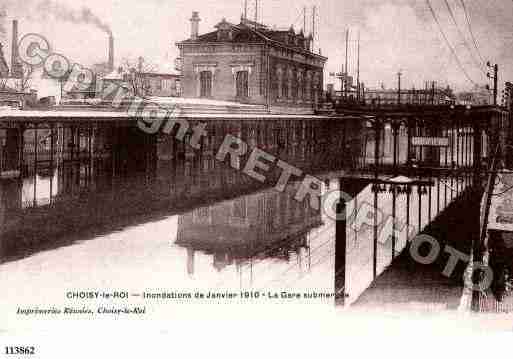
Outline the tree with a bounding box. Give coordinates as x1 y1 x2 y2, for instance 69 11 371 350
119 56 158 98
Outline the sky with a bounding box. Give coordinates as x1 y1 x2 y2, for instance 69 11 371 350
0 0 512 93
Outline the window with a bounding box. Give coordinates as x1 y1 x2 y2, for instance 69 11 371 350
162 79 172 90
236 70 249 98
282 70 289 99
291 70 298 99
199 71 212 98
276 67 283 99
176 80 182 96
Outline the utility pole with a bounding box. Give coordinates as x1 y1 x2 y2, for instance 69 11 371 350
357 31 360 102
244 0 247 19
344 29 349 100
494 64 498 106
312 5 316 52
254 0 258 27
431 81 435 105
397 71 402 105
487 61 499 106
303 6 307 33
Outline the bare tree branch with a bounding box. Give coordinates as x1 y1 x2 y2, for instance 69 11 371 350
119 56 158 98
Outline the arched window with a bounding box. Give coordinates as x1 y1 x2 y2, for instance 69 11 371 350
297 71 304 100
276 67 283 99
287 68 293 99
282 69 289 99
305 71 312 101
291 69 298 99
312 72 321 103
236 70 249 98
199 71 212 98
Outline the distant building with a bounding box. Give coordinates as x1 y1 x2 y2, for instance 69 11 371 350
363 85 455 106
134 72 181 97
99 67 181 98
177 12 327 114
98 67 128 96
64 33 115 100
456 84 491 106
0 23 38 107
0 87 37 109
62 77 97 100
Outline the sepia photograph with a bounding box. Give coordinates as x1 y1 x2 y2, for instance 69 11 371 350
0 0 512 356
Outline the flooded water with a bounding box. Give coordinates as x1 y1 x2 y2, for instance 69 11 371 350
0 157 472 315
0 119 481 329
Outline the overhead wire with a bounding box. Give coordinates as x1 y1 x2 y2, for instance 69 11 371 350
442 0 486 75
458 0 486 66
425 0 478 86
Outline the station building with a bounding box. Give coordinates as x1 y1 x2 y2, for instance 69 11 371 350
177 13 327 114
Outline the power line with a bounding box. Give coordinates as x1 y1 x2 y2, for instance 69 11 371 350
425 0 478 86
442 0 486 75
291 7 304 30
459 0 486 66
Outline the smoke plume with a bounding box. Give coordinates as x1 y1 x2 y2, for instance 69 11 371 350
35 0 111 35
2 0 111 35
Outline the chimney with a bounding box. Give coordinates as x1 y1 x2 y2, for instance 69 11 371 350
108 34 114 72
11 20 22 78
190 12 200 41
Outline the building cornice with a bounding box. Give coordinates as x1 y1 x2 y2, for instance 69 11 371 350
176 38 327 62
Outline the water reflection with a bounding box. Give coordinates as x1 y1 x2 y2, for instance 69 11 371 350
0 120 478 307
176 185 323 276
0 157 472 307
339 174 472 307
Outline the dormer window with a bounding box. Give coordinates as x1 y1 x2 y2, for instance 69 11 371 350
216 18 233 41
218 29 232 41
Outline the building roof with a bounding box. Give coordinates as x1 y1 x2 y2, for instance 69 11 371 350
103 69 124 80
137 72 181 78
178 18 327 61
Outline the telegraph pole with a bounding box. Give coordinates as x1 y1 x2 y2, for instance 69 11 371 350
303 6 307 33
431 81 435 105
397 71 402 105
254 0 258 26
494 64 498 106
344 29 349 100
357 31 360 102
312 5 316 51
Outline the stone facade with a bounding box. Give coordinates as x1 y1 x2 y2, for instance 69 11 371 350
136 72 181 97
177 15 327 112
